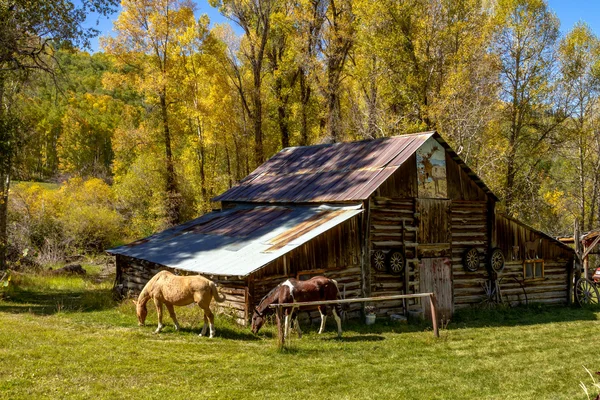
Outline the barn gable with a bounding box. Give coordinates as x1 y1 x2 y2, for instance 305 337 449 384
213 132 497 204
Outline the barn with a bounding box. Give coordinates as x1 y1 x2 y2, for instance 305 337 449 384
108 131 574 325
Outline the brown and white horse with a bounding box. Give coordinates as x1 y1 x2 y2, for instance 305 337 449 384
134 270 225 338
251 276 342 338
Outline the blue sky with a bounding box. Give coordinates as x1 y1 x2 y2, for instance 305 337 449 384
83 0 600 53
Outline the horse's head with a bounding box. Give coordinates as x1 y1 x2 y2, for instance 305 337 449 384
251 307 265 334
133 299 147 326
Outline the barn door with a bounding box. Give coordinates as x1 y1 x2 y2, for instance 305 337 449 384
421 257 453 322
417 199 451 257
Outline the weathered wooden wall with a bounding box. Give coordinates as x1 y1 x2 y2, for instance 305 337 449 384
445 152 488 201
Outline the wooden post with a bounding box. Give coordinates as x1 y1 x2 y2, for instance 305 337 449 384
430 293 439 338
276 305 285 349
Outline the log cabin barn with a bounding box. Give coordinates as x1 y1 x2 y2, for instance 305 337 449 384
108 131 574 325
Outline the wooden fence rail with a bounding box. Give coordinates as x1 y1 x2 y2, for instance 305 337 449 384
268 293 439 348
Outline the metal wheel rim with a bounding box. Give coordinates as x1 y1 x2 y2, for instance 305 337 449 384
576 278 600 306
490 249 505 272
389 252 404 274
464 248 479 272
372 251 386 271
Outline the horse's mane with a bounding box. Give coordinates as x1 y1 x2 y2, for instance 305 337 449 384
256 283 283 313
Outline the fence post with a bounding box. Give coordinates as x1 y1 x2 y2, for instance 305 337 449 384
429 293 439 338
276 305 285 349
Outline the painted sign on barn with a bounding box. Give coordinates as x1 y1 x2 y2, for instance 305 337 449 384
416 138 447 198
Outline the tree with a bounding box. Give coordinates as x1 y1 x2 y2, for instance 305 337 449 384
555 23 600 231
0 0 118 269
491 0 561 217
319 0 354 142
211 0 277 166
103 0 196 225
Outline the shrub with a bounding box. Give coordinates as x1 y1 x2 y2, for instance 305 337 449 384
8 178 123 266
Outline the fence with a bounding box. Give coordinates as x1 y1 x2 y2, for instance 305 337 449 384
269 292 439 348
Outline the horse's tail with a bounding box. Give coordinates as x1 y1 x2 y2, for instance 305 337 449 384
330 279 343 317
210 282 226 303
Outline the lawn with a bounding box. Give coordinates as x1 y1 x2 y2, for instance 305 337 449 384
1 269 599 399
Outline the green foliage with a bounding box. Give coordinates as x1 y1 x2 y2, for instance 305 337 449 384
8 178 123 265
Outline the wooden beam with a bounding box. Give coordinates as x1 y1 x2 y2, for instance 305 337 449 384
269 293 434 308
582 234 600 260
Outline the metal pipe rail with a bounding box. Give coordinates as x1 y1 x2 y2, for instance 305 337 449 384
268 293 440 348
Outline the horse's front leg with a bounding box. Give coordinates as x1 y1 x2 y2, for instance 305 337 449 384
165 303 180 331
154 300 164 334
318 306 327 334
283 307 293 339
294 313 302 339
333 306 342 338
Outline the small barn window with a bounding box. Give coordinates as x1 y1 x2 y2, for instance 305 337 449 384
523 259 544 280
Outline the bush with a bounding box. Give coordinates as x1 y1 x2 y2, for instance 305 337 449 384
8 178 123 266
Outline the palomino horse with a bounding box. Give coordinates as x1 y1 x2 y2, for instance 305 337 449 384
134 270 225 338
251 276 342 338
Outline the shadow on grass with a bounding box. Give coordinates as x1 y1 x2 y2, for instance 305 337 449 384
330 334 385 342
449 303 600 330
0 287 115 315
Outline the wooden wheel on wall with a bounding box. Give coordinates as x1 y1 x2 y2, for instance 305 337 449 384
488 248 505 273
371 250 387 272
387 250 405 275
575 278 600 306
463 248 479 272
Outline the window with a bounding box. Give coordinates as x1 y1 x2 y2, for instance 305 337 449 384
523 259 544 279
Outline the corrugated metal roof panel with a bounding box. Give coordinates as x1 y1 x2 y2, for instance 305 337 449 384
107 204 362 276
213 132 434 203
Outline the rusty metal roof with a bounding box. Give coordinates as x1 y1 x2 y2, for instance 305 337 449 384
213 131 498 203
107 204 362 277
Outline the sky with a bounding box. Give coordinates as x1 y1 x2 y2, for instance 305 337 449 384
83 0 600 53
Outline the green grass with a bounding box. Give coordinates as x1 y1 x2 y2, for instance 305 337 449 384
1 272 600 399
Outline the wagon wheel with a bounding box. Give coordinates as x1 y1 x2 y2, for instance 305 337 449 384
462 247 480 272
575 278 600 306
488 248 505 273
371 250 387 272
387 250 405 275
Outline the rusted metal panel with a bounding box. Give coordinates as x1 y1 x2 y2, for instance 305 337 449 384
107 204 362 277
213 132 434 203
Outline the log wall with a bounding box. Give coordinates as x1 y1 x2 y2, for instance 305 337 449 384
451 201 490 308
369 197 420 315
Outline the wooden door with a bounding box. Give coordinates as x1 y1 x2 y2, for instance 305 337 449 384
421 257 453 322
416 199 451 257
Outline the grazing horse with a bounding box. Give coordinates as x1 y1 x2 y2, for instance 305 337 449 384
251 276 342 338
134 270 225 338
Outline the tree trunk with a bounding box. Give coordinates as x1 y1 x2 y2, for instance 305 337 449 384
0 169 9 270
299 70 311 146
252 70 264 166
159 89 180 225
